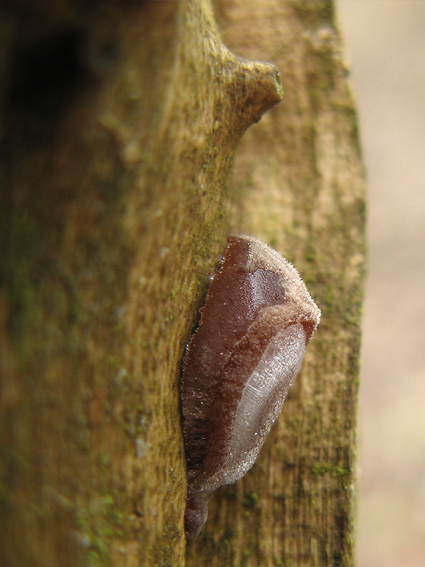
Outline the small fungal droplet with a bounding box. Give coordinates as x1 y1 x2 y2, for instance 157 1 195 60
180 235 321 539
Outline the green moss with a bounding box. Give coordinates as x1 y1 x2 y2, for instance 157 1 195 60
242 548 251 566
293 0 335 26
312 462 332 476
304 241 316 264
336 466 348 479
0 482 12 514
242 492 259 508
268 234 279 249
6 211 40 346
74 494 126 566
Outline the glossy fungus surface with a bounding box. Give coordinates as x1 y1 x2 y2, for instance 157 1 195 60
181 235 321 539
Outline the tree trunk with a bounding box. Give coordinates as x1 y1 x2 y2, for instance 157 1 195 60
0 1 365 567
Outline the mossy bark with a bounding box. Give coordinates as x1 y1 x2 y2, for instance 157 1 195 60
186 2 365 566
0 1 364 567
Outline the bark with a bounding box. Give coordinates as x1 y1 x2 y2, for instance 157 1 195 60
0 1 365 567
186 2 366 566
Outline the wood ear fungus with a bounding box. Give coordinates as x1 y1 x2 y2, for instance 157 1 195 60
180 235 321 539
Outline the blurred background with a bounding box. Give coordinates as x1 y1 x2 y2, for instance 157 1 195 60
336 2 425 566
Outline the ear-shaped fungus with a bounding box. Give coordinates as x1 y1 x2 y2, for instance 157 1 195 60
181 235 321 539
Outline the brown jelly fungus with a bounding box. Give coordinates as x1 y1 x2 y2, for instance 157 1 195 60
181 235 321 539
